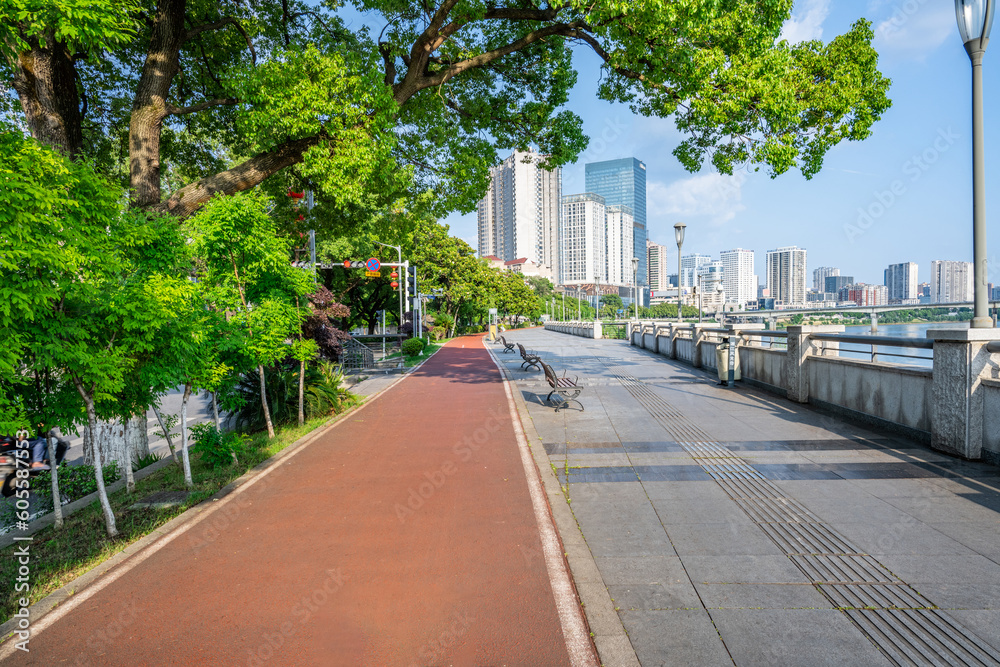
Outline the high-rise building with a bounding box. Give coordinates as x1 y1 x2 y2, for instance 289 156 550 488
605 205 635 286
698 261 726 311
918 282 931 297
585 158 647 286
680 254 711 288
720 249 756 307
825 275 854 294
840 283 889 307
766 246 807 305
813 267 840 292
477 150 562 275
560 194 606 284
646 240 669 291
884 262 919 301
930 260 974 303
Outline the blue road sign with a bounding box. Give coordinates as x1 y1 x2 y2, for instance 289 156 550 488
366 257 381 271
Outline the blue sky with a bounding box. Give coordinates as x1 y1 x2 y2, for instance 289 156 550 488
432 0 1000 288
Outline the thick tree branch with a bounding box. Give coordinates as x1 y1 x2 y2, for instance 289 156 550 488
185 16 257 65
164 97 239 116
155 133 326 218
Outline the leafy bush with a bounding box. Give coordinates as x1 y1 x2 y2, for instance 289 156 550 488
225 360 357 433
32 461 121 502
430 312 454 336
190 423 248 469
402 338 425 356
134 452 164 471
430 326 447 341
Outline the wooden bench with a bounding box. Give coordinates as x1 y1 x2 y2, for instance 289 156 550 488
541 361 584 412
516 343 542 371
498 335 515 353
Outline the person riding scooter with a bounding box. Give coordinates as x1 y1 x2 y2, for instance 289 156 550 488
0 429 69 497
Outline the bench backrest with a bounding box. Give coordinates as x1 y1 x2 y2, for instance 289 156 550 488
541 361 557 388
517 342 527 357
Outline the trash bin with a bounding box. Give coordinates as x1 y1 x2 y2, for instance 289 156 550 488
716 340 741 384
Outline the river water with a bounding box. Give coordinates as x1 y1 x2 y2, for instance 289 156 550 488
831 321 971 368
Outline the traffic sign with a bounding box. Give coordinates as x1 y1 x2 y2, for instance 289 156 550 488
365 270 381 278
366 257 381 272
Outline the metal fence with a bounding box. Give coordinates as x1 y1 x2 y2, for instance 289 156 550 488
340 338 375 371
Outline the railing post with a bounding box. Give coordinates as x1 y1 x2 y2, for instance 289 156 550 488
928 329 1000 459
783 325 845 403
692 324 709 368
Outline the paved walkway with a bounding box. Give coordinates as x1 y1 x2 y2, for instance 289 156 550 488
7 338 593 666
495 329 1000 666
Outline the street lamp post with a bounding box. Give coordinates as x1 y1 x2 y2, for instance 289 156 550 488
956 0 996 328
631 256 639 320
674 223 686 325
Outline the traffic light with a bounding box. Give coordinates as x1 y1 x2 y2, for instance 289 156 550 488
407 265 417 298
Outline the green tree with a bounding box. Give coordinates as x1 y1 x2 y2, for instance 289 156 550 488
3 0 891 221
189 191 313 439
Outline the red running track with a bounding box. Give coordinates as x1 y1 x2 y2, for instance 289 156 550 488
5 337 589 666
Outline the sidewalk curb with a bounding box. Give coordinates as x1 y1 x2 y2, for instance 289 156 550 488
483 339 640 667
0 367 415 651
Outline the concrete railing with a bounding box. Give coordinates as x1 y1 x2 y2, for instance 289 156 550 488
624 321 1000 464
545 320 603 339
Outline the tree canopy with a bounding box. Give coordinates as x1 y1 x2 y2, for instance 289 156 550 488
2 0 891 221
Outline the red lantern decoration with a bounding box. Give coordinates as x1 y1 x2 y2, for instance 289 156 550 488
390 281 399 288
390 271 398 278
288 190 305 199
297 214 304 221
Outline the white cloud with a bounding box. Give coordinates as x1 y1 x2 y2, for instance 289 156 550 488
781 0 831 43
874 2 954 60
648 172 748 226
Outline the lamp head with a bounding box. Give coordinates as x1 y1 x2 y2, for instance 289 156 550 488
674 222 686 247
956 0 995 50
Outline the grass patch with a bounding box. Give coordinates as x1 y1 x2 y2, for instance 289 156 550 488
0 414 340 625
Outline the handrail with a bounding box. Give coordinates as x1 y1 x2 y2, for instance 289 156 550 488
743 330 788 338
810 333 934 349
987 341 1000 354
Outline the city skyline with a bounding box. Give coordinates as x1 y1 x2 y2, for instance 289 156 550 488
444 0 1000 289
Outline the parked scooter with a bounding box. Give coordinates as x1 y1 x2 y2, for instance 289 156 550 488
0 433 69 497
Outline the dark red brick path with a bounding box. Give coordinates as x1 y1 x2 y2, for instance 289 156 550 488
7 337 578 666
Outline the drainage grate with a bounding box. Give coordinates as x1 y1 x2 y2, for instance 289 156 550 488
598 360 1000 666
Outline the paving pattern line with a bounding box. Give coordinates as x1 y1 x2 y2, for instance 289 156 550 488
599 362 1000 667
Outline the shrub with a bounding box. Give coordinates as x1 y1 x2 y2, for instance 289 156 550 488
190 423 248 469
402 338 425 356
431 326 447 341
224 360 357 433
32 461 121 502
134 452 164 471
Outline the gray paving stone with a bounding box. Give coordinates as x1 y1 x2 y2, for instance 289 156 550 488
649 497 756 526
711 609 893 667
881 495 1000 524
608 582 703 611
795 497 919 524
828 522 977 557
681 555 812 585
928 520 1000 559
595 556 688 586
642 481 734 502
694 582 834 610
665 522 787 557
618 610 733 666
908 582 1000 610
874 554 1000 585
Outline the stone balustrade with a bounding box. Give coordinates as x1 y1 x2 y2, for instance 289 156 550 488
617 321 1000 464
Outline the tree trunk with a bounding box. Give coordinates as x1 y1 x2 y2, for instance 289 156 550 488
46 431 63 529
129 0 188 207
180 383 192 488
9 31 83 156
258 365 275 438
152 402 181 468
298 358 305 427
212 391 221 432
74 380 117 538
83 415 145 492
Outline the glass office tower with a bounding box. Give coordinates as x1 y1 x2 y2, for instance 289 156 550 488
585 158 647 287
